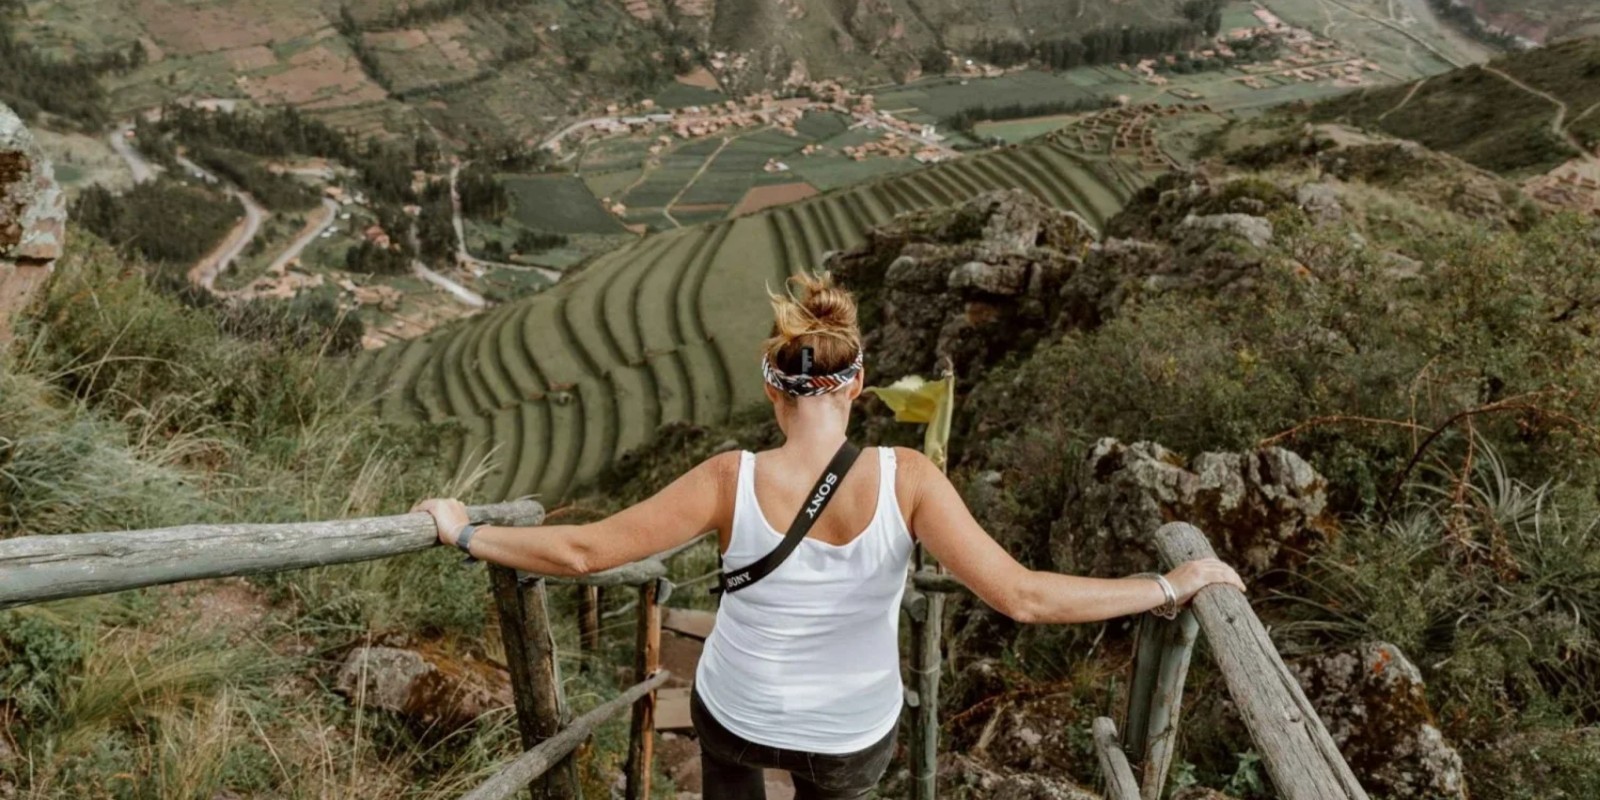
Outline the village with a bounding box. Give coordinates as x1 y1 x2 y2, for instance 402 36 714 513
1121 7 1382 92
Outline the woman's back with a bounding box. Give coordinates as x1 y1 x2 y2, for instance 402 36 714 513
695 446 914 754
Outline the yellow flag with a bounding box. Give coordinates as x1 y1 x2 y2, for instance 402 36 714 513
865 375 954 472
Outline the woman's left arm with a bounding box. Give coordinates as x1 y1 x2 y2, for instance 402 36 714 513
413 451 737 575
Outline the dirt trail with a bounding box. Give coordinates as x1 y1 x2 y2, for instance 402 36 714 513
109 124 156 184
267 197 340 275
1483 65 1596 163
664 136 734 229
1377 76 1429 123
654 612 796 798
178 156 268 291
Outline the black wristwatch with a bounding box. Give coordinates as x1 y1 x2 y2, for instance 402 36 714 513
454 523 479 564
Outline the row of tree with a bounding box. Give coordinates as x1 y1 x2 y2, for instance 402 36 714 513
943 96 1116 135
0 0 145 129
1424 0 1522 50
148 105 425 207
71 181 242 267
967 0 1225 72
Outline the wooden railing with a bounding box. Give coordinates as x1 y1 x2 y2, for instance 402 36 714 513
2 509 1367 799
910 524 1368 800
0 500 694 799
1092 523 1370 800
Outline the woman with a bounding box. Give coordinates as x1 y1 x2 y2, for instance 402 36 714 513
413 273 1244 799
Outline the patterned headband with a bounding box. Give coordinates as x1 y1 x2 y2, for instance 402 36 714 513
762 350 864 397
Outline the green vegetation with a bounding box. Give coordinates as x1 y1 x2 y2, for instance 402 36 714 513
1312 38 1600 176
570 133 1600 796
505 175 626 235
353 131 1144 503
943 97 1115 137
0 236 660 797
0 0 140 128
70 181 241 274
968 0 1222 70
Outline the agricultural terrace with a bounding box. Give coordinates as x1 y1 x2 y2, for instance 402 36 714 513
350 129 1150 503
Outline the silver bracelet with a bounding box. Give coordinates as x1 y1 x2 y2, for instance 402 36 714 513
1133 572 1180 620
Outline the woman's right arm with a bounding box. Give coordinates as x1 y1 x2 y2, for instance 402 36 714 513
899 448 1244 624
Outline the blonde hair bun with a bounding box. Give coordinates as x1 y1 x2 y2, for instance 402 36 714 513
765 272 862 378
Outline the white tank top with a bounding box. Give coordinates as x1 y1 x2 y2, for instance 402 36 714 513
695 447 915 754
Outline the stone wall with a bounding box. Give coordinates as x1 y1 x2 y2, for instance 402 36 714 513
0 102 67 348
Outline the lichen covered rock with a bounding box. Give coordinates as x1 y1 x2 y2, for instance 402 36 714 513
1061 438 1337 579
827 189 1097 385
335 644 512 733
1291 642 1467 799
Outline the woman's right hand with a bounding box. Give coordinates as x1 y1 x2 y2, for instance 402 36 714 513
1165 558 1246 605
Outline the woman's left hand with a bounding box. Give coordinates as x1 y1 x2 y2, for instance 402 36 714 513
412 498 470 546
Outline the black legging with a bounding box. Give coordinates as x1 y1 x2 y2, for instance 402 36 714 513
691 688 896 799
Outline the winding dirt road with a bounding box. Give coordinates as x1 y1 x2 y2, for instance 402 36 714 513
178 156 268 291
268 197 340 275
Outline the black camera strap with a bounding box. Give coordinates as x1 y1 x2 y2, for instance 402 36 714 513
713 441 863 595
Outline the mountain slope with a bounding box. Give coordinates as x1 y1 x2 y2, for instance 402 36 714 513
1310 36 1600 176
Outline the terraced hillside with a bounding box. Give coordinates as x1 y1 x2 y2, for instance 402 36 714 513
351 133 1143 502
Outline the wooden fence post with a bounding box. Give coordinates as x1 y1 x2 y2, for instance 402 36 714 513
1138 610 1200 800
490 566 578 800
624 577 663 800
905 573 943 800
578 585 600 672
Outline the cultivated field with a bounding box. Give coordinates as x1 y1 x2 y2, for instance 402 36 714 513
350 132 1143 502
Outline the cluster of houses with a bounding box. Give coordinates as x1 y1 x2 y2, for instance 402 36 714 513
547 78 952 167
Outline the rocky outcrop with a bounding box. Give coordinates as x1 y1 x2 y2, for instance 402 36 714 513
1291 642 1467 799
0 102 66 349
335 645 512 733
937 755 1097 800
1061 438 1337 579
827 189 1097 385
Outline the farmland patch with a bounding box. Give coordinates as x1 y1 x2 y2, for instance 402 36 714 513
506 175 626 234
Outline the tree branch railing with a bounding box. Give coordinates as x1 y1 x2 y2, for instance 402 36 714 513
910 524 1368 800
0 502 712 800
1 506 1367 799
1092 522 1370 800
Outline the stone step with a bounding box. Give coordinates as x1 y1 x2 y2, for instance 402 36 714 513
663 607 716 640
655 687 693 731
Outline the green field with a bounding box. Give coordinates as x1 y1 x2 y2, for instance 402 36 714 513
505 174 626 234
351 131 1150 503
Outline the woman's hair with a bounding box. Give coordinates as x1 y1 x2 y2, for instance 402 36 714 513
764 272 862 385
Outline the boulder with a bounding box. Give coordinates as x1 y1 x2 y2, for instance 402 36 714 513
1062 439 1337 579
1178 213 1274 250
1296 181 1344 225
1291 642 1467 800
335 645 512 733
828 189 1097 385
0 102 67 348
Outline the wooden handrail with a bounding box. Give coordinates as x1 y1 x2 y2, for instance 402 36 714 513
460 670 671 800
1153 522 1369 800
0 500 545 609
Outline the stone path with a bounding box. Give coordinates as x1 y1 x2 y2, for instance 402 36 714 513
655 609 796 799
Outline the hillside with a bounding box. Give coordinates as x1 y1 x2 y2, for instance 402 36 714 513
1310 36 1600 177
348 110 1180 503
7 0 1219 142
573 120 1600 797
8 47 1600 797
